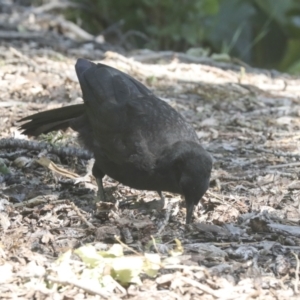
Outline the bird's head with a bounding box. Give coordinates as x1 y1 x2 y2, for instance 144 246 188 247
170 141 213 223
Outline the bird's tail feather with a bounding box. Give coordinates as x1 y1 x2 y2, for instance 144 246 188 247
19 104 85 136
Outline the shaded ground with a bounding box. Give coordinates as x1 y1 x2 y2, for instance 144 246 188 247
1 7 300 299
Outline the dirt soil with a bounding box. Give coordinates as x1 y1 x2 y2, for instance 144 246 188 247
1 35 300 299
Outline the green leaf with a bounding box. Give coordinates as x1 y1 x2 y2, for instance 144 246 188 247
106 244 124 257
74 245 104 267
279 39 300 70
143 253 161 277
111 256 144 285
0 159 9 175
287 59 300 74
254 0 295 24
201 0 220 15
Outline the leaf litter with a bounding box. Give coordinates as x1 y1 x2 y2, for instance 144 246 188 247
0 17 300 300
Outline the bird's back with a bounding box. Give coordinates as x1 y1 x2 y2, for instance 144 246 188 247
76 59 199 164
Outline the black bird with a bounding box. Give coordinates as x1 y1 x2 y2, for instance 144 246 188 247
19 58 212 223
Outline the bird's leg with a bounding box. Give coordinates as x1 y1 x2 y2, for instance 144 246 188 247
185 202 194 224
157 191 165 210
92 164 106 202
96 177 106 201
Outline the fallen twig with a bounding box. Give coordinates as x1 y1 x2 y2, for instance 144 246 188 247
68 201 95 229
157 201 173 235
292 252 299 294
0 138 92 160
46 275 111 298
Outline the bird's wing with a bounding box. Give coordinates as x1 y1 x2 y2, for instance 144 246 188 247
75 59 197 165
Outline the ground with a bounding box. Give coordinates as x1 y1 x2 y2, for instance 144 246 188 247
1 21 300 300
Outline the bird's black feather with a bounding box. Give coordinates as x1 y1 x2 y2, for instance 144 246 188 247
19 58 212 223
